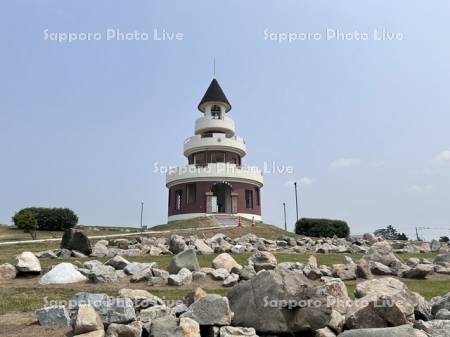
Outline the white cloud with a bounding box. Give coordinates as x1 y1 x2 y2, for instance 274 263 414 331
408 185 433 192
371 161 385 168
330 158 361 169
299 177 315 186
435 149 450 162
285 177 315 187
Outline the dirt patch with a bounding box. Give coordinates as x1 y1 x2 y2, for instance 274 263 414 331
0 312 72 337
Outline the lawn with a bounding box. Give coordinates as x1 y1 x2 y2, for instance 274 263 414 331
0 225 142 243
1 277 448 315
0 287 228 315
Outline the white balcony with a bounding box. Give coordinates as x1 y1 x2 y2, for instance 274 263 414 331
166 163 263 187
195 116 235 135
183 133 246 157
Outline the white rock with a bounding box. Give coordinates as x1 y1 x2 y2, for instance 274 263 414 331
15 251 41 273
39 263 88 285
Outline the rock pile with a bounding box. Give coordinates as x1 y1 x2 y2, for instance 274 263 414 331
31 230 450 262
35 269 450 337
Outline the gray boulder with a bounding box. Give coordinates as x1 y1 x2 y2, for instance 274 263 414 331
402 264 433 279
223 273 239 287
431 239 442 252
35 305 70 327
69 292 136 325
105 256 130 270
317 277 351 315
168 268 193 286
248 251 277 272
181 294 233 326
106 321 143 337
118 288 164 310
435 309 450 320
227 267 332 333
91 242 109 257
167 249 200 274
219 326 258 337
169 235 187 254
415 319 450 337
69 292 110 311
369 261 394 275
138 305 171 323
194 239 214 255
35 250 58 259
61 228 92 255
332 264 357 281
149 316 183 337
346 277 426 329
124 262 157 276
431 292 450 315
212 253 242 273
338 324 424 337
362 233 377 243
434 253 450 266
58 248 72 258
212 268 230 280
87 264 118 283
363 241 406 274
73 303 103 334
239 265 256 280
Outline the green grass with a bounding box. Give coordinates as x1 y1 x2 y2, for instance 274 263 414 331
0 225 143 243
0 287 228 315
150 217 216 231
402 279 450 300
1 277 449 315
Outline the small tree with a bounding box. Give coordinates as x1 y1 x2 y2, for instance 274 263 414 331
12 209 38 240
374 225 408 241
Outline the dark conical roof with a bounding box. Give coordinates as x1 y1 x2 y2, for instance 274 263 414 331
198 78 231 113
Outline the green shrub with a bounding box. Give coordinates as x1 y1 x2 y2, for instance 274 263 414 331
374 225 408 241
13 207 78 231
295 218 350 238
12 209 38 239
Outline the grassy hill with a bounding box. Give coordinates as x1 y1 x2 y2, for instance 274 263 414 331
149 216 298 239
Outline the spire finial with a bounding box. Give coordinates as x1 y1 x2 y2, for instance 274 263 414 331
213 57 216 78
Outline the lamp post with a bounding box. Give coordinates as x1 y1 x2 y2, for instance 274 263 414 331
294 182 299 222
283 202 287 232
140 201 144 232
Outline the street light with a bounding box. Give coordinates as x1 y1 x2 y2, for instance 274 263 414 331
140 201 144 231
294 182 299 222
283 202 287 232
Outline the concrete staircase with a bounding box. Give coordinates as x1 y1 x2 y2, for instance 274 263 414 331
210 214 239 227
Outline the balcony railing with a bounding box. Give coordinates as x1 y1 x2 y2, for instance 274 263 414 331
166 163 263 187
183 133 246 156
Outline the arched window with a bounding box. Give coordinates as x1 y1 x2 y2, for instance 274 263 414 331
211 105 221 119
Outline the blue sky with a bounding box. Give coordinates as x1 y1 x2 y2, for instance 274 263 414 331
1 1 449 239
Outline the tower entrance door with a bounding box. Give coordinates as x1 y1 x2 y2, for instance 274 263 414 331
211 183 232 214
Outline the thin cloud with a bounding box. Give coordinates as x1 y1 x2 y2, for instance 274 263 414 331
330 158 361 169
371 161 385 168
285 177 315 187
435 149 450 162
408 185 433 192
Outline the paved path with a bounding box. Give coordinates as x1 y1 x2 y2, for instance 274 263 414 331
0 225 236 246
